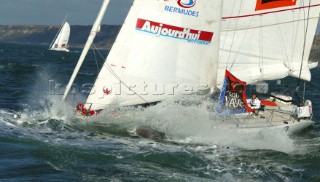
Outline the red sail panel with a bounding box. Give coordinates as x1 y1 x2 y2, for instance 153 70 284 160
255 0 297 11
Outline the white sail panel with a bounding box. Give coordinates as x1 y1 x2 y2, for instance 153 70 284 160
218 0 320 87
85 0 223 111
50 22 70 51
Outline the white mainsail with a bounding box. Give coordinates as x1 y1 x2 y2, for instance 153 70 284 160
82 0 224 111
218 0 320 87
50 22 70 52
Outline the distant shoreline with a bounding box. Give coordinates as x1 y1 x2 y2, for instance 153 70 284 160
0 41 111 51
0 24 121 49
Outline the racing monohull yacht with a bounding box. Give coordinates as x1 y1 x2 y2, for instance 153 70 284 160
62 0 320 135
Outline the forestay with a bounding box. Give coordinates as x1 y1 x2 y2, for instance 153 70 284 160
85 0 223 111
218 0 320 87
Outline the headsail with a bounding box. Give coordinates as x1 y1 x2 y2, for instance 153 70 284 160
50 22 70 52
84 0 224 111
218 0 320 87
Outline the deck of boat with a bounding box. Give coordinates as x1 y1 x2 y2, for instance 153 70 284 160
212 101 314 134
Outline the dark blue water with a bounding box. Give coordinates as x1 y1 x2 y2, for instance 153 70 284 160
0 42 320 181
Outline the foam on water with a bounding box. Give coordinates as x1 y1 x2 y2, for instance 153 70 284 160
1 99 319 181
0 61 306 155
1 89 296 154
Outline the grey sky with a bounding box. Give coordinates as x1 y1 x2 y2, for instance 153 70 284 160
0 0 132 25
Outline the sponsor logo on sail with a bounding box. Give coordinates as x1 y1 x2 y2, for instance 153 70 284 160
164 0 199 17
103 88 112 95
135 18 213 45
177 0 196 8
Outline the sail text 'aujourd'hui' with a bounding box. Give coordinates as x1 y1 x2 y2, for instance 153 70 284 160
136 18 214 45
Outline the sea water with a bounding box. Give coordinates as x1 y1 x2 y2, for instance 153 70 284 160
0 42 320 181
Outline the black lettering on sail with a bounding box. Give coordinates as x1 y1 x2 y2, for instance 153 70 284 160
222 82 245 110
261 0 278 4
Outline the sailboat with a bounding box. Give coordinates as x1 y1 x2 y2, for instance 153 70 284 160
216 0 320 134
49 20 70 52
62 0 320 135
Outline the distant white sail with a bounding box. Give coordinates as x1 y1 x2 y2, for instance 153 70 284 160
84 0 224 111
218 0 320 87
50 22 70 52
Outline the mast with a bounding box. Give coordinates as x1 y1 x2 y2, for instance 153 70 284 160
62 0 110 101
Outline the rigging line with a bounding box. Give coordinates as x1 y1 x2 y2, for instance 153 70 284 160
103 64 150 104
290 4 303 69
219 0 237 65
226 0 244 70
294 88 303 104
229 16 254 71
81 44 105 104
291 7 295 66
222 16 318 32
293 0 304 107
274 12 290 67
290 7 297 69
92 45 150 104
303 81 306 102
259 14 264 80
298 0 312 86
83 48 100 104
92 44 101 73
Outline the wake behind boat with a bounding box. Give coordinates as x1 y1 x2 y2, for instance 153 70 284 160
62 0 320 136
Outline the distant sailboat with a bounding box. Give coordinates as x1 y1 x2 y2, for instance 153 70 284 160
49 20 70 52
62 0 320 135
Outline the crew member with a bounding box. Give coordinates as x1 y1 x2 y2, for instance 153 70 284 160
247 94 261 110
